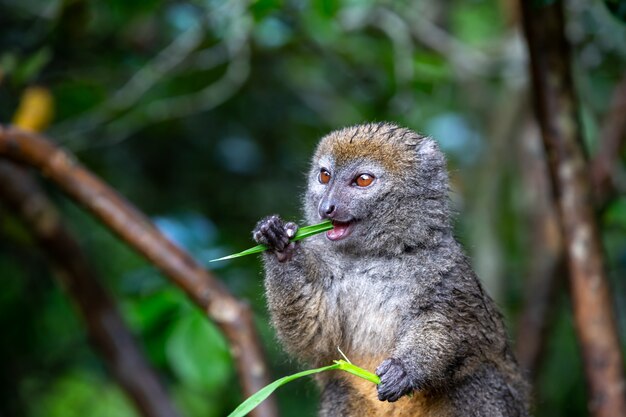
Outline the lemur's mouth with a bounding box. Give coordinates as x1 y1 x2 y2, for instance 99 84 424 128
326 220 355 241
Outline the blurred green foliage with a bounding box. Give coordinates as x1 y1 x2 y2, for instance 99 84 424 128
0 0 625 416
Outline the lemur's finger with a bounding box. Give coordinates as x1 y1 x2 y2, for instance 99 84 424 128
276 242 298 263
285 222 298 238
267 218 290 250
265 224 286 251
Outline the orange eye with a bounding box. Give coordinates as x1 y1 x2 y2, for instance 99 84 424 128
319 169 331 184
355 174 374 187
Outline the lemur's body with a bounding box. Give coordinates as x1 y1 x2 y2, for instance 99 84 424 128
254 123 529 417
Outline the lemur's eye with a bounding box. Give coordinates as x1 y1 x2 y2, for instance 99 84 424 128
355 174 375 187
319 169 331 184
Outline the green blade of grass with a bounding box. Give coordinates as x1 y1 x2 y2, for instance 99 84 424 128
334 360 381 384
208 244 267 262
209 220 333 263
227 360 377 417
227 363 340 417
291 220 334 242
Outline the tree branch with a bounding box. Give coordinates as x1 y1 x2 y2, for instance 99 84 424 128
0 161 182 417
0 125 277 417
516 75 626 379
519 1 626 416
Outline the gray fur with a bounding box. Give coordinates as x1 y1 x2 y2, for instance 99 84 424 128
253 123 530 416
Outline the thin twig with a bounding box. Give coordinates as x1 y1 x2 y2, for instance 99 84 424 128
52 23 206 142
52 0 252 149
340 6 414 86
0 161 182 417
0 126 277 417
100 42 251 146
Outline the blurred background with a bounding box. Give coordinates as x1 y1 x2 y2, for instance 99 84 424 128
0 0 625 416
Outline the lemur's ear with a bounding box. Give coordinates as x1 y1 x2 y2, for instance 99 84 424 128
415 137 448 185
415 137 440 158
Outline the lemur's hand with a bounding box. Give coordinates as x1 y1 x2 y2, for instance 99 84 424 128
253 215 299 262
376 358 414 402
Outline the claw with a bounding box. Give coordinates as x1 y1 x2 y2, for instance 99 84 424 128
376 358 413 403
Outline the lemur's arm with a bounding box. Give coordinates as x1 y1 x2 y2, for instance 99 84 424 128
253 215 339 362
377 270 493 402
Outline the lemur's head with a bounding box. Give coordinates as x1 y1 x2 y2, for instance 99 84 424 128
304 122 451 255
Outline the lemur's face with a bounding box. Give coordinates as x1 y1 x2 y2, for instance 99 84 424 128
304 123 435 248
308 156 389 242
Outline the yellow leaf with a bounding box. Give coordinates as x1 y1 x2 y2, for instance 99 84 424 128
12 86 54 132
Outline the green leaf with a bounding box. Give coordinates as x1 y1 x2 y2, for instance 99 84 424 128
209 220 333 262
166 312 233 391
30 371 137 417
227 360 378 417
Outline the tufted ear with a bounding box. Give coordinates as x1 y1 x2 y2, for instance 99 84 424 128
415 137 448 193
416 136 442 156
417 137 446 167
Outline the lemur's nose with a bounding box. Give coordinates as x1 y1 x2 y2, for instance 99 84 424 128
319 202 336 218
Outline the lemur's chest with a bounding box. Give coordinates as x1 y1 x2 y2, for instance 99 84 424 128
324 258 416 358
